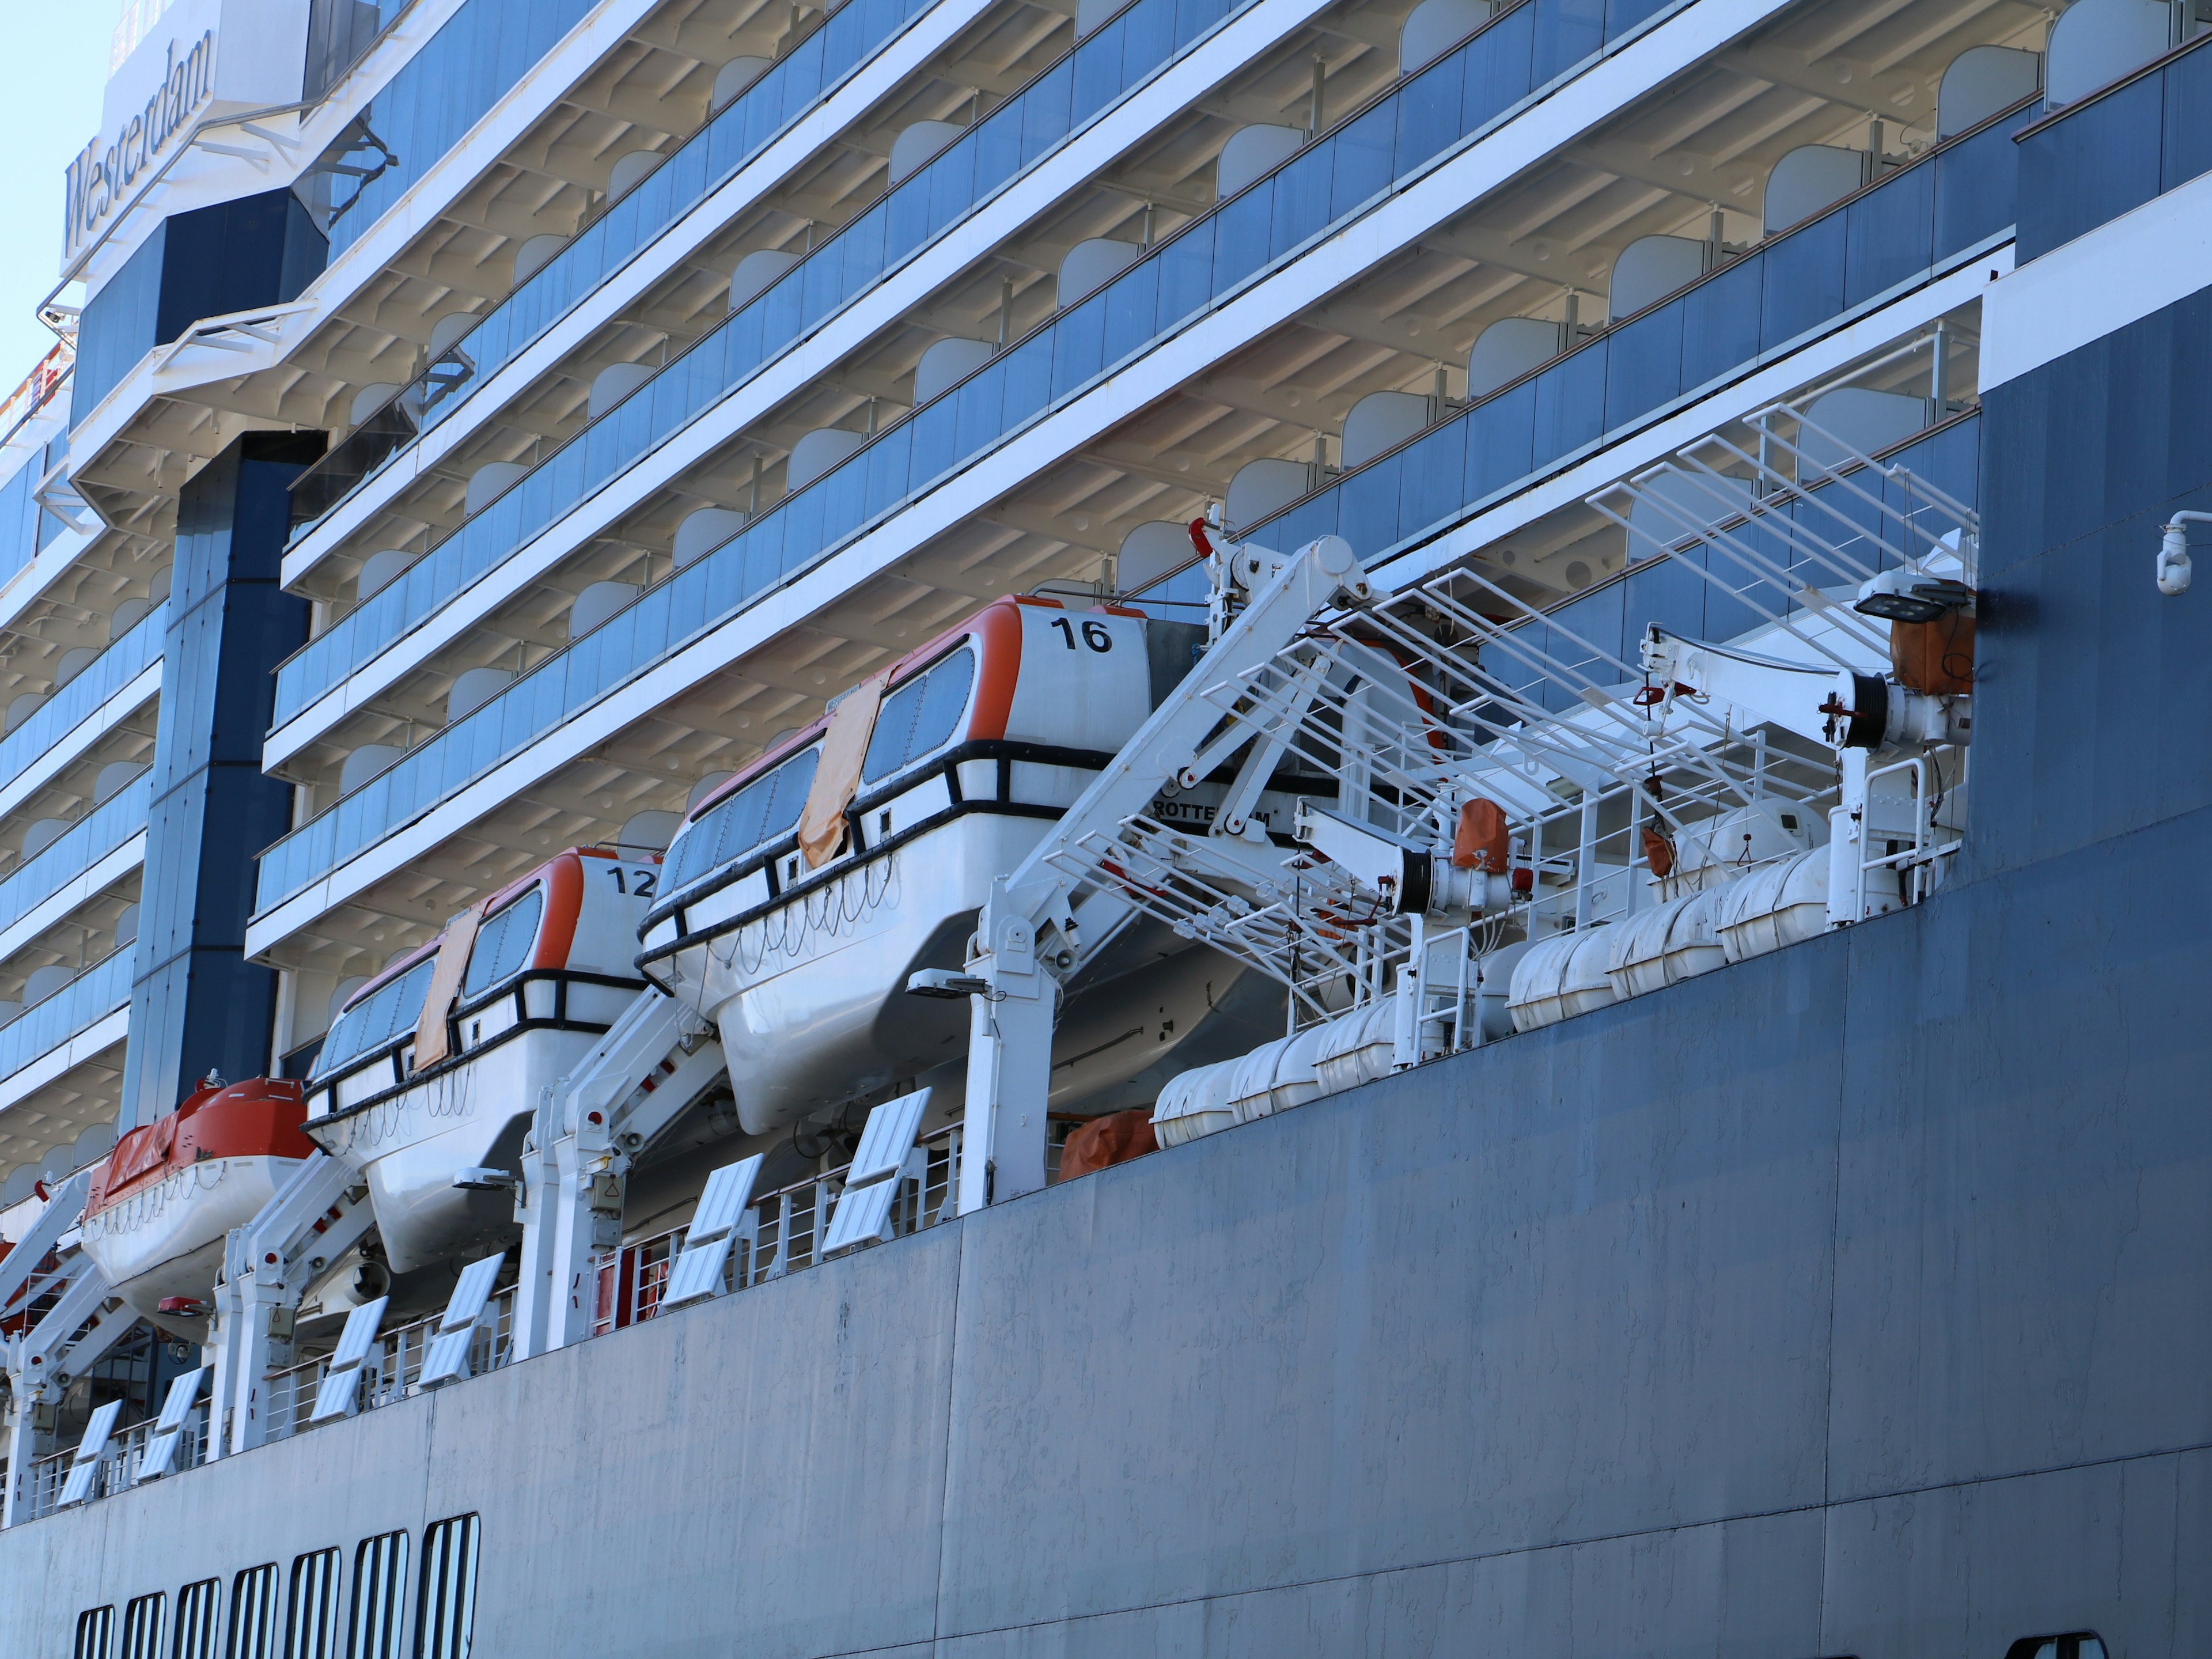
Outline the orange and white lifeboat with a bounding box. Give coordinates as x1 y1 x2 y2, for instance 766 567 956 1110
636 594 1304 1135
79 1076 317 1334
301 847 660 1272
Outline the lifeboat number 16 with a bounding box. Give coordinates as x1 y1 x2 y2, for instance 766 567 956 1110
1051 618 1114 652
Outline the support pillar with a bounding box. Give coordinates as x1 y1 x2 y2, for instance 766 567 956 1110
120 431 320 1128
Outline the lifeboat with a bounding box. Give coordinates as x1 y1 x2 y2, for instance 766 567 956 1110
79 1076 317 1336
637 594 1302 1135
302 847 661 1272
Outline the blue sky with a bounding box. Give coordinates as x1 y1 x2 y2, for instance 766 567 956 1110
0 8 119 391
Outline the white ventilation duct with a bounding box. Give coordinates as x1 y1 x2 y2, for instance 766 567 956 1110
1799 387 1927 469
1938 45 2042 136
357 549 415 599
1214 124 1305 200
1057 237 1141 303
1339 390 1434 471
93 761 145 804
567 581 639 640
511 234 569 285
1225 457 1315 533
912 337 995 406
349 383 401 427
1116 520 1194 593
20 819 69 860
888 119 963 185
54 647 98 687
1608 234 1707 324
787 427 868 491
728 248 800 313
446 668 513 725
606 149 661 200
22 964 73 1007
1399 0 1491 73
711 55 771 113
339 744 404 794
618 810 682 851
464 461 529 517
2045 0 2170 108
1466 317 1560 398
1762 145 1869 236
588 361 656 419
675 507 746 568
427 312 475 361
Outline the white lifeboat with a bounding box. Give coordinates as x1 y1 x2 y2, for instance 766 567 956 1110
79 1076 317 1336
637 594 1297 1135
302 847 661 1272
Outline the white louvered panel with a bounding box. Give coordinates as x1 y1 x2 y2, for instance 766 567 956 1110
845 1088 931 1187
688 1156 764 1243
821 1177 901 1255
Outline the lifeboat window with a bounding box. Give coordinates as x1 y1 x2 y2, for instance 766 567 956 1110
312 959 438 1080
863 646 974 784
672 746 821 888
463 888 545 999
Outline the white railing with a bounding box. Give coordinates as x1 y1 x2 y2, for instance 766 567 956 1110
1858 754 1963 910
17 1403 212 1521
590 1124 975 1336
263 1287 517 1445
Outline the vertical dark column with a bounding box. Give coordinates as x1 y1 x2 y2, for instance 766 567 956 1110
120 431 320 1127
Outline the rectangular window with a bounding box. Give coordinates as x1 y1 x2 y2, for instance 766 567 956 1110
120 1594 165 1659
75 1607 116 1659
175 1580 221 1659
346 1532 409 1659
412 1515 480 1659
283 1550 342 1659
227 1566 278 1659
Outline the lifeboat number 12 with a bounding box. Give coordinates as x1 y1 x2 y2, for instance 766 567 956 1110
607 865 659 898
1051 618 1113 652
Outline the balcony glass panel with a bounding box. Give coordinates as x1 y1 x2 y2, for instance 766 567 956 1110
2015 36 2212 262
277 0 1255 721
257 0 1785 911
0 949 131 1083
0 777 150 941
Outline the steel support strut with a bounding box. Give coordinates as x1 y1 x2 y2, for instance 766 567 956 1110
949 534 1373 1212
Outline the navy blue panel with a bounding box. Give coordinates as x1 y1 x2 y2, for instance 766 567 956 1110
2162 42 2212 194
1973 285 2212 880
1843 158 1932 307
1679 256 1763 392
123 433 318 1123
2017 73 2163 262
1759 212 1846 348
72 225 165 422
1603 299 1683 430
